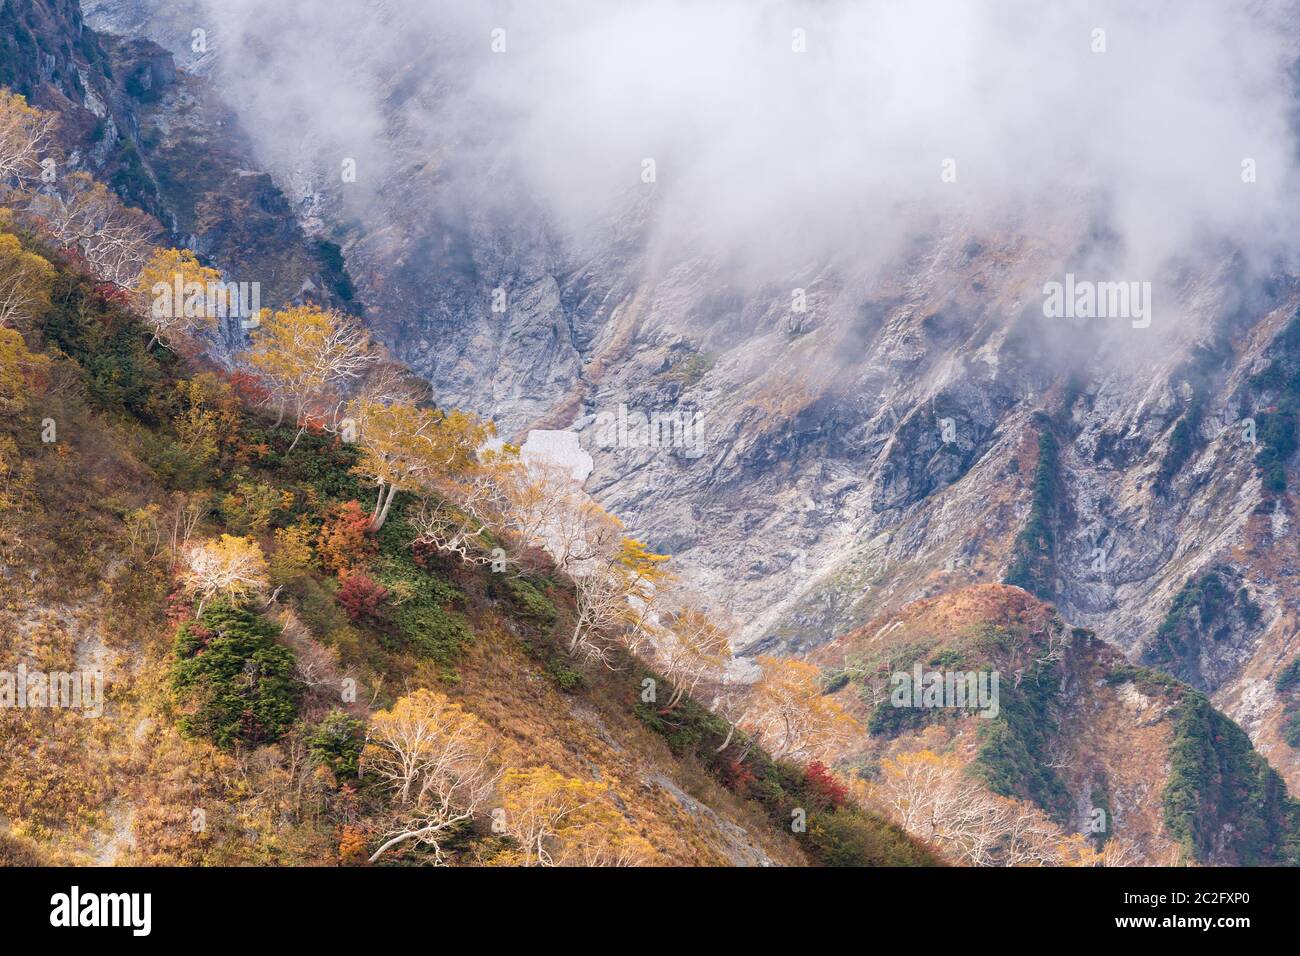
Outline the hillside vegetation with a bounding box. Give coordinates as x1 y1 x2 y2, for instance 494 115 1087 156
816 584 1300 866
0 91 935 867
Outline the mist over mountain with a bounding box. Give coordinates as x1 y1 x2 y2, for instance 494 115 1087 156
112 0 1300 283
83 0 1300 676
2 0 1300 878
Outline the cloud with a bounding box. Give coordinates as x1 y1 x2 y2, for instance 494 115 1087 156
193 0 1300 285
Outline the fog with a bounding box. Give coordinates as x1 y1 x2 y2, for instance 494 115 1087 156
193 0 1299 289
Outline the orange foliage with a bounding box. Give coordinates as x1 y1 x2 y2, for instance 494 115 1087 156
316 500 377 577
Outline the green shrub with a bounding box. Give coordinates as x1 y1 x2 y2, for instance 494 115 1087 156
307 710 365 778
546 656 585 693
1003 427 1059 600
1276 658 1300 693
171 603 301 749
314 239 357 304
807 807 940 866
1283 711 1300 749
1246 313 1300 493
368 517 473 668
867 697 933 737
1104 663 1183 696
40 271 180 422
500 576 558 625
1144 568 1260 682
387 599 472 664
254 425 365 501
972 659 1072 823
1163 692 1297 864
288 575 350 638
626 662 937 866
820 670 851 694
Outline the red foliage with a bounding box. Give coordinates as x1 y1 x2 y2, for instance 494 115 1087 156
300 411 330 435
55 244 88 270
803 760 849 810
222 369 273 408
92 281 131 307
718 756 756 797
317 501 378 576
336 572 389 626
165 587 196 627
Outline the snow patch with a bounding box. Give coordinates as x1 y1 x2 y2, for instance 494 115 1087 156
520 430 594 483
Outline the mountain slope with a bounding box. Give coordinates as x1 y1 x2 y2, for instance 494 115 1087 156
55 0 1300 862
0 211 936 866
816 584 1300 865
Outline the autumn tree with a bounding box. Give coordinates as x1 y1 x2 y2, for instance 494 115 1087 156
524 468 623 575
803 760 850 810
486 466 672 659
565 528 670 662
0 326 50 412
349 398 494 531
411 487 500 567
28 172 154 287
352 357 430 412
164 492 210 569
409 455 587 578
408 442 521 567
245 305 375 450
654 601 733 710
867 749 1095 867
491 458 573 567
497 767 652 867
124 504 163 564
134 246 224 348
705 676 756 756
316 500 378 576
336 572 388 626
362 689 499 863
0 328 47 521
0 91 56 190
170 373 245 478
181 534 270 614
0 225 54 328
269 523 315 585
741 657 857 763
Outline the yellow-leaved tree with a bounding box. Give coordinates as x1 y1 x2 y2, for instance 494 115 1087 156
134 247 224 348
27 171 154 287
245 304 375 450
362 689 499 864
497 766 654 866
182 534 270 613
741 656 857 763
348 398 495 530
0 221 54 329
654 601 734 710
0 326 49 412
0 327 48 519
566 518 670 661
0 90 56 189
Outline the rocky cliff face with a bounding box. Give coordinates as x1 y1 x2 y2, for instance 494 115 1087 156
5 0 352 354
76 0 1300 833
